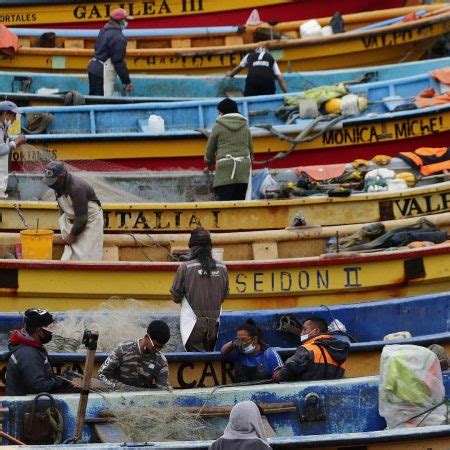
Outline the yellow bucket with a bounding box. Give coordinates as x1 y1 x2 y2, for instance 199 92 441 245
20 229 54 260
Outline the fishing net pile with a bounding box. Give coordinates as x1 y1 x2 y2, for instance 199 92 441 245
45 299 183 353
105 406 216 442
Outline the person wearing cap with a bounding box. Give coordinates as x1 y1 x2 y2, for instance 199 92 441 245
87 8 133 97
5 308 67 396
97 320 171 390
226 46 288 97
171 227 229 352
204 98 254 201
0 101 26 198
43 161 103 261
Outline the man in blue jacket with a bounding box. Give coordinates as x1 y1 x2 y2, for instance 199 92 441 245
6 308 67 396
87 8 133 97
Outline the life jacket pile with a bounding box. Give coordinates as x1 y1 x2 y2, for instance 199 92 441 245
398 147 450 176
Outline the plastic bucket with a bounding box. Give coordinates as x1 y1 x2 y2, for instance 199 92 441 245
212 247 224 261
20 229 54 260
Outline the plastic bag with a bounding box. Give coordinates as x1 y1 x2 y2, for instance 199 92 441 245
251 169 278 199
379 345 447 429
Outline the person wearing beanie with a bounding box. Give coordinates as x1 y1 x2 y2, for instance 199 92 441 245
226 46 288 97
171 227 229 352
87 8 133 96
98 320 171 390
6 308 68 395
43 160 104 261
204 98 254 201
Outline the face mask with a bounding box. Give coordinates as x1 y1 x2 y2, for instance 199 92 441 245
3 119 11 129
49 180 64 192
300 333 309 343
242 343 255 354
40 329 53 344
121 20 128 29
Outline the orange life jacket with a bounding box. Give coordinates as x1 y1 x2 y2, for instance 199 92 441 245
398 147 450 176
415 87 450 108
303 334 346 370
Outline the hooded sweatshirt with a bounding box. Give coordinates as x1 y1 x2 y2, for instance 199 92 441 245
5 329 64 396
277 334 349 382
205 113 254 187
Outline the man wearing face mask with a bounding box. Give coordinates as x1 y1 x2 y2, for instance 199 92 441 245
273 317 349 382
6 308 67 395
97 320 171 390
0 101 26 198
43 161 104 261
87 8 133 97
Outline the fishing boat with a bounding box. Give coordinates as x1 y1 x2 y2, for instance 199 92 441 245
3 5 449 74
0 213 448 310
1 374 449 447
0 0 408 29
14 71 450 170
3 173 450 231
0 292 447 389
5 57 450 106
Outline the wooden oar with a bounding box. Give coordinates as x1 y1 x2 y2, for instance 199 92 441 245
73 330 99 441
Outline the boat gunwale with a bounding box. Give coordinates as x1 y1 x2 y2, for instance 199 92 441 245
1 242 449 271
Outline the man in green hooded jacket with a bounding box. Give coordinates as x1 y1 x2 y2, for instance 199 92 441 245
204 98 254 201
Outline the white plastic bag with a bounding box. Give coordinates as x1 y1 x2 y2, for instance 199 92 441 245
379 345 447 429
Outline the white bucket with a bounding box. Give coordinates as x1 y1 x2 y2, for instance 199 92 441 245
212 247 224 261
148 114 165 134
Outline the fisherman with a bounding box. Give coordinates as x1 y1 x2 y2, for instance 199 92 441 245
226 46 288 97
6 308 67 395
87 8 133 97
171 227 229 352
220 319 284 382
97 320 171 390
43 161 104 261
209 401 271 450
0 101 26 198
204 98 254 201
273 316 349 382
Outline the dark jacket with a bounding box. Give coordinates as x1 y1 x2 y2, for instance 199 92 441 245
87 20 131 85
56 173 102 236
6 329 65 396
277 334 349 382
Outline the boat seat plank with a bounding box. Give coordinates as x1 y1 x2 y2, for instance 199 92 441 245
252 242 279 260
94 423 130 443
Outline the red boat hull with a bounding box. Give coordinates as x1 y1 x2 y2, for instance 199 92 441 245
14 129 450 173
38 0 407 29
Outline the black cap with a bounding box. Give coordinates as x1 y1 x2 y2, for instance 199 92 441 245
217 98 238 115
43 161 67 186
24 308 55 330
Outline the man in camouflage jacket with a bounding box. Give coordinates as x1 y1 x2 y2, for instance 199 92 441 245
97 320 171 390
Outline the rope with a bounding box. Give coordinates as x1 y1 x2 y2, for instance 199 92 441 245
253 114 345 166
46 406 64 444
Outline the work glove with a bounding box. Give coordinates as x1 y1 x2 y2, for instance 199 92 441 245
232 339 244 352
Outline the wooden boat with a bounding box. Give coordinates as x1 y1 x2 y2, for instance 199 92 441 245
3 175 450 232
1 374 449 448
15 71 450 170
2 5 449 74
0 0 407 29
0 213 448 311
0 292 447 389
5 57 450 106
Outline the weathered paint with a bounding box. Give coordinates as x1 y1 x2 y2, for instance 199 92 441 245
2 6 448 73
0 0 405 28
4 57 450 102
0 292 447 390
14 72 450 170
1 182 450 232
1 375 449 447
0 245 447 311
